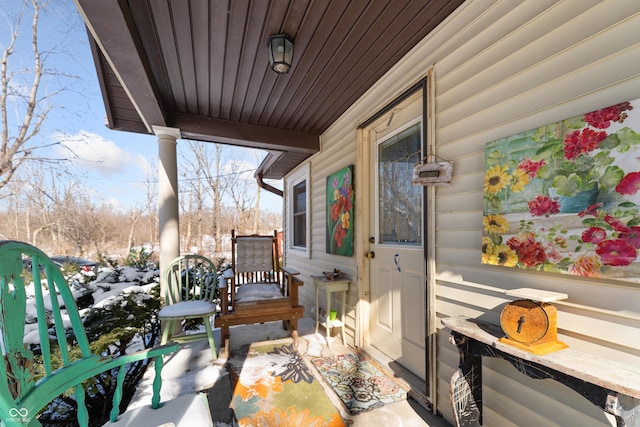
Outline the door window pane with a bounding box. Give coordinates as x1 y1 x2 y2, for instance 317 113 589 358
378 123 422 245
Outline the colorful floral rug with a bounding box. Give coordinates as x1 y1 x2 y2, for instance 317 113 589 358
228 338 345 427
311 353 408 414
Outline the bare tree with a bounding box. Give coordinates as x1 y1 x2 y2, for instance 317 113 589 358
0 164 57 246
125 206 142 253
179 142 284 254
1 0 49 190
179 143 205 253
184 141 231 254
0 0 88 199
226 163 256 233
210 144 224 253
143 165 158 246
22 167 56 246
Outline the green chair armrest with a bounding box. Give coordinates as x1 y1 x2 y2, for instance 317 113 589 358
20 343 178 416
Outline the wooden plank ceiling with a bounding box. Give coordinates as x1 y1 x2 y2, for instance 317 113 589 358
76 0 463 179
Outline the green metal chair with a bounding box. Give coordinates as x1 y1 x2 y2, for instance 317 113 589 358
0 240 178 427
159 255 219 360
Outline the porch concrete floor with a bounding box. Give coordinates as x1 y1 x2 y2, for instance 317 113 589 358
128 317 452 427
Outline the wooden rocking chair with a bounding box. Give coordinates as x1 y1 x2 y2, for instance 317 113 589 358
0 240 178 427
215 230 304 354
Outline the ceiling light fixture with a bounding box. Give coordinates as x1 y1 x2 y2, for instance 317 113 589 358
268 34 294 74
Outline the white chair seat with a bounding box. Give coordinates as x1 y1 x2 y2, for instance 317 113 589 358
235 283 285 303
159 300 216 318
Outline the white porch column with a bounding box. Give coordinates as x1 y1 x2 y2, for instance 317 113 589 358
154 126 181 299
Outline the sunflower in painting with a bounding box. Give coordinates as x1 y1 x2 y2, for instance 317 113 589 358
484 165 510 195
481 236 518 267
490 244 519 267
510 168 530 192
483 214 509 234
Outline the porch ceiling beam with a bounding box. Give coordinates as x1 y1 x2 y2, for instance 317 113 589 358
75 0 166 132
171 113 320 154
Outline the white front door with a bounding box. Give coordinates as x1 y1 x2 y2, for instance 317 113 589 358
366 92 426 380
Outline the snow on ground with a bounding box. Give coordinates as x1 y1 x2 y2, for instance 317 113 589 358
91 266 160 308
127 339 226 410
23 265 161 345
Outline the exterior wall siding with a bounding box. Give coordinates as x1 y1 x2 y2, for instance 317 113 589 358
284 1 640 425
285 128 359 344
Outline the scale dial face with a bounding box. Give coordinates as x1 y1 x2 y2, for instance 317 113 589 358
500 299 549 344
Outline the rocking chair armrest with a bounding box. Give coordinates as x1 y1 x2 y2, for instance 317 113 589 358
218 274 234 288
281 266 300 276
219 284 230 314
282 272 303 306
282 269 303 289
218 272 234 314
291 275 304 286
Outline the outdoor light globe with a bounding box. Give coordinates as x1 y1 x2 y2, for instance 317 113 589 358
268 34 294 74
273 62 289 74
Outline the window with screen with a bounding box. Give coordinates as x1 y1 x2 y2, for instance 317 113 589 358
287 164 310 253
292 181 307 247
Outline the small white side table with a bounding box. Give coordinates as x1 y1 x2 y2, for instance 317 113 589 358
312 275 350 348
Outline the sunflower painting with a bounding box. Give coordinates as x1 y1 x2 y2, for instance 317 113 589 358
326 165 354 256
482 98 640 283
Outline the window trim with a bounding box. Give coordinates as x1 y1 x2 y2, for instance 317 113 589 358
287 163 310 256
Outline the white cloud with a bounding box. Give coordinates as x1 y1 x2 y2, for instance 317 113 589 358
101 196 126 210
53 130 152 177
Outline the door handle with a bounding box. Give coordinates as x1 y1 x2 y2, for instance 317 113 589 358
366 251 375 259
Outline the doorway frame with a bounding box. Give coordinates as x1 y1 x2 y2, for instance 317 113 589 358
354 68 436 404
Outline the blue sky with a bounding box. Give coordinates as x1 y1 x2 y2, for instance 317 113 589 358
1 1 282 212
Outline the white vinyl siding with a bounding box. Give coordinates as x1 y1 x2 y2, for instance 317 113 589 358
284 134 360 345
285 1 640 425
431 1 640 425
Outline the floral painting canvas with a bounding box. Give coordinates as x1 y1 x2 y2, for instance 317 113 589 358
326 165 354 256
482 99 640 283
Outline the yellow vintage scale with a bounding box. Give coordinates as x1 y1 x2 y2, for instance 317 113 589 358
499 288 569 355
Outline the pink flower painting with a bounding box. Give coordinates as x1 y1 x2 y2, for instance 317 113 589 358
482 99 640 283
326 166 354 256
